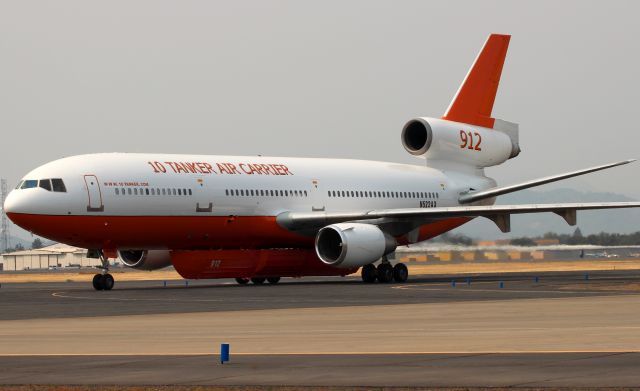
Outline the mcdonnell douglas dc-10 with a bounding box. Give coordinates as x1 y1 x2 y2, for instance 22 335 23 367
4 34 639 290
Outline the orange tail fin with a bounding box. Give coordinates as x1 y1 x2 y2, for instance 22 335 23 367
442 34 510 128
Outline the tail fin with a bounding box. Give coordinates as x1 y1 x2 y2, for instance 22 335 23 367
442 34 510 128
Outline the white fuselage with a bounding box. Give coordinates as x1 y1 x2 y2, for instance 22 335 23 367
4 153 495 250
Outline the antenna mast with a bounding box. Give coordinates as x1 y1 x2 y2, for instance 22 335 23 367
0 179 10 253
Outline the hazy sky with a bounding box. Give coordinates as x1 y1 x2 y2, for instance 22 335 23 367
1 0 639 201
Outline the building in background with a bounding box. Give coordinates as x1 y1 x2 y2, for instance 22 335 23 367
0 244 102 271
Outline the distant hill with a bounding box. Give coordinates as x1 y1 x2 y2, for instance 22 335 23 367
449 188 640 240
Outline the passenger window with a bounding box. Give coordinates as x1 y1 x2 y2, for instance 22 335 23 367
115 188 120 195
48 179 65 192
178 189 183 196
145 189 149 195
128 188 132 195
39 179 52 191
134 188 138 195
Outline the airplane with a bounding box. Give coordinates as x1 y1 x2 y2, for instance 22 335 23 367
3 34 640 291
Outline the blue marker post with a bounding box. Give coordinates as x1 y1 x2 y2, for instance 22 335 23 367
185 280 189 288
220 343 230 364
163 280 167 288
534 276 539 283
466 277 471 286
499 281 504 289
584 273 589 281
451 280 456 288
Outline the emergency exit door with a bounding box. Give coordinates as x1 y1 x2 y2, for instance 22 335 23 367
310 179 325 212
84 175 104 212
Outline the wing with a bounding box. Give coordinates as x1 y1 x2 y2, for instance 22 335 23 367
277 202 640 233
458 160 636 204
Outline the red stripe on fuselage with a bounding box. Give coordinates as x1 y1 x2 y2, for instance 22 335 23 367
6 212 472 250
6 213 312 250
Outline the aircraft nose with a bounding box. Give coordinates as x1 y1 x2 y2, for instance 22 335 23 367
3 190 22 218
2 189 40 219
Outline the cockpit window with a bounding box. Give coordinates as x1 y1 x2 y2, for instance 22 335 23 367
39 179 52 191
20 180 37 189
15 181 24 189
51 178 67 193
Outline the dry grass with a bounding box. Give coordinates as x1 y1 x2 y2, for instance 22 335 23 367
406 259 640 275
2 259 640 284
1 387 634 391
0 269 183 283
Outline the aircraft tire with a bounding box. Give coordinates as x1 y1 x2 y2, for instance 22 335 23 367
92 274 104 291
235 277 250 285
251 277 266 285
361 264 377 283
267 277 281 284
393 263 409 283
377 263 394 283
101 274 115 291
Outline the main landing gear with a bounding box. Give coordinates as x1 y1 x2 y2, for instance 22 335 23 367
93 251 115 291
235 276 282 285
361 258 408 284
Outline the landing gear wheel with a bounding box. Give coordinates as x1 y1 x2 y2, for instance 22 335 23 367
361 264 377 283
251 277 266 285
267 277 281 284
101 274 115 291
235 277 250 285
377 263 394 283
393 263 409 283
92 274 104 291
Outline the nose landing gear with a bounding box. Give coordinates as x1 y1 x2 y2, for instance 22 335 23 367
92 251 114 291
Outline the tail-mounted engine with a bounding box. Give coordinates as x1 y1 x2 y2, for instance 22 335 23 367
401 117 520 168
315 223 397 268
118 249 172 270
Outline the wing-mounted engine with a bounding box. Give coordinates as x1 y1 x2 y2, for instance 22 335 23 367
118 249 172 270
401 117 520 168
315 223 397 268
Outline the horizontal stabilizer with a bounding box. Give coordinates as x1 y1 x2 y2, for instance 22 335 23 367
458 159 636 204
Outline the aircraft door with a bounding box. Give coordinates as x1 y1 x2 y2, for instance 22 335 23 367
195 177 213 213
84 175 104 212
310 179 325 212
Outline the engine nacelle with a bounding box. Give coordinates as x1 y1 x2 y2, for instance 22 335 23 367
118 249 172 270
401 117 520 168
315 223 396 268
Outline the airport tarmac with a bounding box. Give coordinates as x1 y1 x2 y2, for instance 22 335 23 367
1 269 640 388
